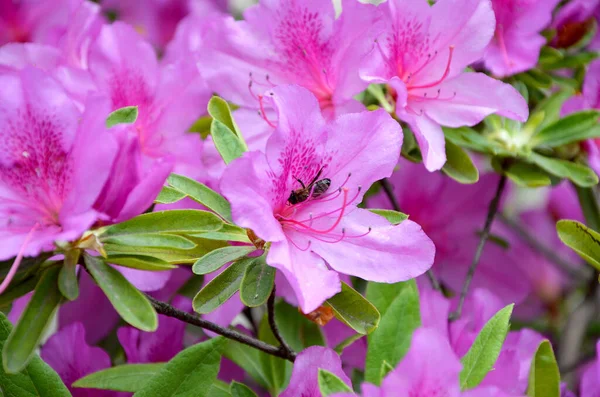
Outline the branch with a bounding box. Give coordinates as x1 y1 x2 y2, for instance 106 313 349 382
379 178 441 291
499 214 590 282
451 174 507 320
145 294 297 362
267 287 294 356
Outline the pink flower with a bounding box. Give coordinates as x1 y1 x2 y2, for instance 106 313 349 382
552 0 600 50
280 346 351 397
40 323 118 397
483 0 561 77
0 67 118 292
370 159 529 304
360 0 528 171
199 0 382 119
221 85 434 313
87 22 210 181
581 342 600 397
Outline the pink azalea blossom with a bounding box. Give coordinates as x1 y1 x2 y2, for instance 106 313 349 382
221 85 435 313
552 0 600 50
360 0 528 171
581 341 600 397
40 322 118 397
199 0 382 119
280 346 351 397
87 21 210 181
0 67 118 292
370 159 529 304
483 0 561 77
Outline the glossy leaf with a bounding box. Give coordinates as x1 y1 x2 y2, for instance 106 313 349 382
529 153 598 187
106 255 177 271
102 233 197 250
134 337 225 397
193 258 250 314
240 256 275 307
3 266 62 374
73 363 164 392
167 174 233 222
223 341 270 389
272 301 325 352
556 220 600 271
192 246 255 275
106 106 138 128
230 381 258 397
369 209 408 225
155 186 186 204
189 224 251 243
0 312 70 396
318 369 353 396
530 110 600 147
207 96 244 143
84 254 157 332
211 119 247 165
58 250 80 301
441 139 479 184
460 304 514 390
504 161 551 187
365 280 420 385
527 340 560 397
325 282 380 335
99 210 224 240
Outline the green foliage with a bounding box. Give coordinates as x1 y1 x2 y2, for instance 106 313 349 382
58 249 79 301
527 341 560 397
530 110 600 148
193 258 251 314
166 174 233 222
106 106 138 128
441 139 479 184
365 280 420 385
369 209 408 224
207 96 248 164
240 256 275 307
3 266 62 374
73 363 164 392
84 254 158 332
134 337 225 397
318 369 353 396
460 304 514 390
557 220 600 270
230 381 258 397
0 312 70 395
326 282 380 335
193 246 255 275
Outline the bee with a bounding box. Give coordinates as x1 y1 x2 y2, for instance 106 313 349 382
287 168 331 205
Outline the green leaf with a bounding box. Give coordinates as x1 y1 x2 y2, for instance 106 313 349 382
444 127 509 156
504 161 552 187
0 312 71 396
134 337 225 397
189 224 251 243
209 380 233 397
167 174 233 222
528 153 599 187
58 250 80 301
3 266 62 374
556 220 600 270
530 90 574 131
155 186 187 204
441 139 479 184
325 282 380 335
84 254 157 332
365 280 420 385
230 381 258 397
193 258 250 314
460 304 514 390
517 69 553 89
106 255 177 271
192 246 255 275
240 256 275 307
318 369 353 396
73 363 164 392
542 51 599 70
99 210 224 240
106 106 138 128
530 110 600 147
334 333 363 354
257 316 290 395
527 340 560 397
368 209 408 224
271 301 325 352
207 96 245 143
223 341 270 389
211 119 247 164
102 233 197 250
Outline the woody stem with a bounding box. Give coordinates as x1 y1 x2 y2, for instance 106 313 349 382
267 286 295 356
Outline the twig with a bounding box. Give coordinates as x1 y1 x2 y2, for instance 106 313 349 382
499 214 590 281
379 178 441 291
451 175 507 320
267 287 294 356
145 294 296 362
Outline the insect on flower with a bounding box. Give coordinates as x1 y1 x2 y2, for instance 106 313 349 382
287 167 331 205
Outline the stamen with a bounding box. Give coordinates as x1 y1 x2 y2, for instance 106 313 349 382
345 227 372 239
258 95 276 128
248 80 258 100
288 236 311 251
0 223 39 294
409 46 455 90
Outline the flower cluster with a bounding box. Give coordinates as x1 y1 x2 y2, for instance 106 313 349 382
1 0 600 396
